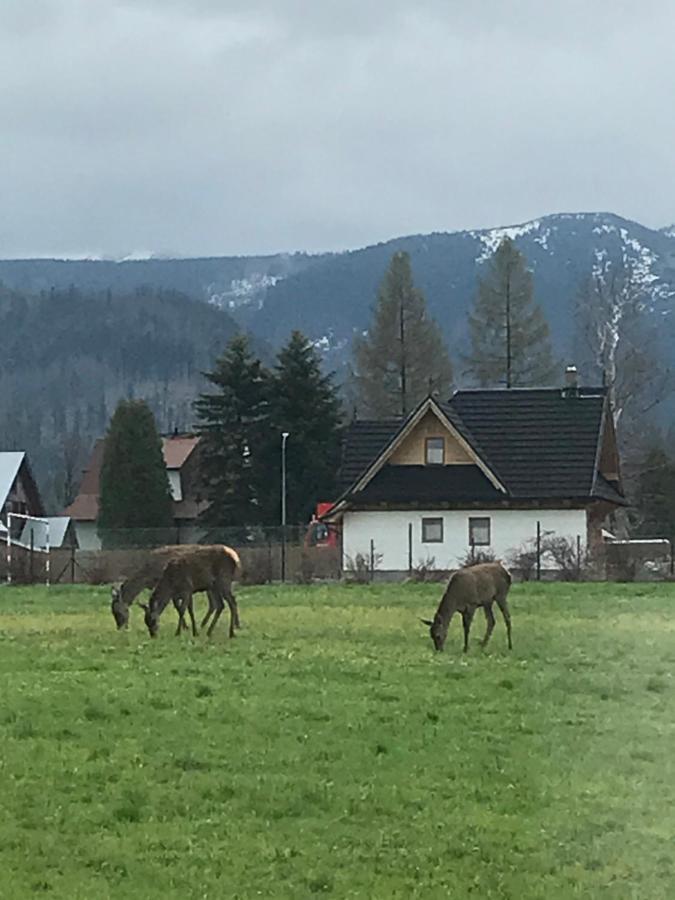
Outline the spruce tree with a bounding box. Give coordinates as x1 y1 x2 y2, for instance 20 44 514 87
352 251 453 417
261 331 343 524
464 237 556 388
98 399 173 545
194 334 269 527
635 444 675 540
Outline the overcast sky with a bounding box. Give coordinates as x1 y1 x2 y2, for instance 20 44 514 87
1 0 673 258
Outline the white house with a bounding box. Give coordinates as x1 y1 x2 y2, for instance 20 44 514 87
64 433 205 549
324 379 624 577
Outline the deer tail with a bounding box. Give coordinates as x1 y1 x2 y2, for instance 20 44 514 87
223 546 242 579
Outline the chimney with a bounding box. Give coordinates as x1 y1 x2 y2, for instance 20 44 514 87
563 364 579 397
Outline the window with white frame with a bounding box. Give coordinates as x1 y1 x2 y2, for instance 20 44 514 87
422 517 444 543
469 516 491 546
425 437 445 465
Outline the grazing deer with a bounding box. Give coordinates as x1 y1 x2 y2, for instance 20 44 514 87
140 545 241 639
421 561 512 653
110 545 230 631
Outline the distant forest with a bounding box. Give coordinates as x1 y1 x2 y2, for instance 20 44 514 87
0 284 245 512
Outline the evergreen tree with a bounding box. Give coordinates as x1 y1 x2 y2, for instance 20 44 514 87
98 399 173 544
635 444 675 540
464 238 556 388
352 251 453 417
194 334 269 527
261 331 343 524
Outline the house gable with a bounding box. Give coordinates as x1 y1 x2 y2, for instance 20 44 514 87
389 409 473 465
0 452 45 522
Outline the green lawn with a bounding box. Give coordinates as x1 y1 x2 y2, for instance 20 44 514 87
0 582 674 898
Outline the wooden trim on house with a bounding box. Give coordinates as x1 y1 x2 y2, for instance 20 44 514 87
350 397 506 497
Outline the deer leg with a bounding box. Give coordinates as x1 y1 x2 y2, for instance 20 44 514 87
223 588 238 638
481 604 496 648
174 594 192 637
201 589 216 629
186 596 198 637
495 594 513 650
461 608 475 653
231 590 241 630
206 594 225 638
173 598 188 632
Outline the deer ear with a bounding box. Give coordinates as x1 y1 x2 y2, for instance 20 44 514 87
420 618 434 627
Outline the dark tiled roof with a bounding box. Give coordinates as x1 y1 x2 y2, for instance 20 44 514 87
337 388 623 505
348 464 503 504
449 388 607 499
338 418 403 491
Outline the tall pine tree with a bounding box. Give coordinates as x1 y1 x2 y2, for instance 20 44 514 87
464 237 556 388
635 443 675 540
261 331 343 524
194 334 269 527
98 399 173 544
352 251 453 417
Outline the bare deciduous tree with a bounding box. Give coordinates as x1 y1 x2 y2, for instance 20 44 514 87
576 260 672 431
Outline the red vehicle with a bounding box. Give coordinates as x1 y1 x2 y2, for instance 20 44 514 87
304 502 339 548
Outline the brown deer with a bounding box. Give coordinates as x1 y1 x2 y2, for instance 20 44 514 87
110 545 239 634
421 561 513 652
140 545 241 639
112 545 207 630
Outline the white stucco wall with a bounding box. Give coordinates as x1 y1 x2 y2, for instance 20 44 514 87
342 508 588 571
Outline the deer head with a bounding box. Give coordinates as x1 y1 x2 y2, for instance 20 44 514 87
420 616 448 652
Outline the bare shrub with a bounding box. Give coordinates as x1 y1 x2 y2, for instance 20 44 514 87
507 542 538 581
408 556 448 583
458 547 496 568
344 551 382 584
541 536 588 581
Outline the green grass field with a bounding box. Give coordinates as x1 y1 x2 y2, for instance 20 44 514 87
0 582 674 898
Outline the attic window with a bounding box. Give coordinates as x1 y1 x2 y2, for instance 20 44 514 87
469 517 491 547
425 437 445 465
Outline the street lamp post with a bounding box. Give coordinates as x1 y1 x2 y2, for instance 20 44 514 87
281 431 289 582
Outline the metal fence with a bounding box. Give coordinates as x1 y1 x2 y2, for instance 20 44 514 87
0 524 342 586
353 523 675 583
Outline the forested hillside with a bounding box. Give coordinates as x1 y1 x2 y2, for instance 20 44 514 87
0 285 244 511
3 210 675 511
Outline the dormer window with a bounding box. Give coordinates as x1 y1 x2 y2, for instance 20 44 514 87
425 437 445 465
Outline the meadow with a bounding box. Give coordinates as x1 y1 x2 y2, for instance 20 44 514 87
0 581 674 898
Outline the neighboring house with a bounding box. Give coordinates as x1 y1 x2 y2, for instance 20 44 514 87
64 433 206 549
324 376 625 577
0 452 45 540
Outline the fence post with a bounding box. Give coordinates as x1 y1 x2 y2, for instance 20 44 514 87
45 519 50 587
536 520 541 581
7 513 12 586
70 545 76 583
670 538 674 578
281 526 287 583
369 539 375 583
29 529 34 583
408 523 413 576
576 534 582 581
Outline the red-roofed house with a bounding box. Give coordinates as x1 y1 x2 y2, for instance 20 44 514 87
65 433 206 549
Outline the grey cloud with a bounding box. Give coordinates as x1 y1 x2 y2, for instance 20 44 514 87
1 1 674 257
